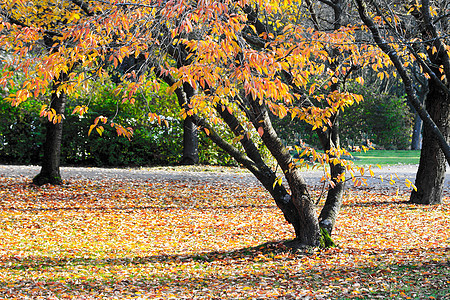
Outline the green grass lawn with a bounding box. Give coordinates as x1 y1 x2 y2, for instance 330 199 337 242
351 150 421 166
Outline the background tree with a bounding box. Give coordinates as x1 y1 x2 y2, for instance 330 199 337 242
355 0 450 204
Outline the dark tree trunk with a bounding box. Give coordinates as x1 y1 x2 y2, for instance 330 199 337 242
411 113 422 150
181 116 199 165
179 82 199 165
247 99 321 248
410 81 450 204
316 117 345 234
33 72 68 186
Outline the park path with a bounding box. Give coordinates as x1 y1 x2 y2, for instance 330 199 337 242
0 164 448 192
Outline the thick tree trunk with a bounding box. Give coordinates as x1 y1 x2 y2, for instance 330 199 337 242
181 116 199 165
410 81 450 204
156 59 325 250
248 99 321 248
33 73 67 185
411 114 422 150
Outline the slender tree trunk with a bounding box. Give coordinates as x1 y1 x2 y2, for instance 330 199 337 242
248 99 321 248
316 117 345 234
410 81 450 204
33 72 68 185
181 116 199 165
411 114 422 150
179 82 199 165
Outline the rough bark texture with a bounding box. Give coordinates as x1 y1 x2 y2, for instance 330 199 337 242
409 0 450 204
33 73 67 186
410 81 450 204
248 99 321 248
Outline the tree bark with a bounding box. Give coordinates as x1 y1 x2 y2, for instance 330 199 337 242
247 98 321 248
179 81 199 165
408 0 450 204
181 116 199 165
411 113 422 150
410 80 450 204
316 119 345 234
33 72 68 185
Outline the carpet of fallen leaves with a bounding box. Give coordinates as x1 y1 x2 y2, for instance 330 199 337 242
0 174 449 299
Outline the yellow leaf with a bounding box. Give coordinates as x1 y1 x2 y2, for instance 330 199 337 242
88 124 95 136
96 126 104 136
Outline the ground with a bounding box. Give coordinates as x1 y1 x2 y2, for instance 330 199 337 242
0 164 449 299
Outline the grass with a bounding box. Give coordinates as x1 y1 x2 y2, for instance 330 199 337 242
0 175 449 299
350 150 421 166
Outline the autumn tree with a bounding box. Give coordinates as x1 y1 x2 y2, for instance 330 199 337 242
0 0 91 184
0 0 381 248
112 0 378 247
355 0 450 204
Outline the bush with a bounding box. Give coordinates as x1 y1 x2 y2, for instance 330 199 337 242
0 80 236 167
0 98 44 164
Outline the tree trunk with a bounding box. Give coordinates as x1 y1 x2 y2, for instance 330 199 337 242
410 81 450 204
316 117 345 234
248 99 321 248
179 82 199 165
181 116 199 165
411 113 422 150
156 56 325 250
33 73 67 186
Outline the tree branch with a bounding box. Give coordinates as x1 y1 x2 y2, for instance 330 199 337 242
70 0 94 16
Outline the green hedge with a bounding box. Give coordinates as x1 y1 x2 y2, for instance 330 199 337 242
0 82 235 167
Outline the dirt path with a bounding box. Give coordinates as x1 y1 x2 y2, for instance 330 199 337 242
0 164 448 192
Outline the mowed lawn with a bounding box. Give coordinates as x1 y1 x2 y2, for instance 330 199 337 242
352 150 421 166
0 175 449 299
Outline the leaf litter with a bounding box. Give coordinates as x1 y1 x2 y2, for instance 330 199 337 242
0 175 449 299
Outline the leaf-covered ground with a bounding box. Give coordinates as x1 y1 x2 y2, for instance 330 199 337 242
0 174 449 299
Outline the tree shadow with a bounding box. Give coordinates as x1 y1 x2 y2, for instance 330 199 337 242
3 203 278 212
342 200 407 207
0 240 294 271
0 247 448 299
